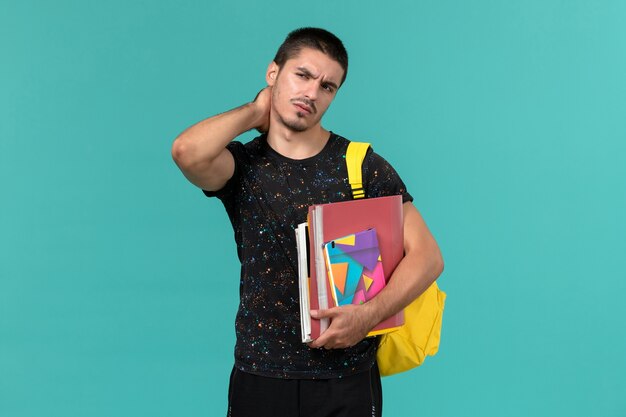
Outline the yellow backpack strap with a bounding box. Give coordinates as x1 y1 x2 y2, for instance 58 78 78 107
346 141 371 199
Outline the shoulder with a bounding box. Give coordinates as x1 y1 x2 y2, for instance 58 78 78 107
362 145 414 203
326 132 351 155
226 135 267 162
332 133 379 162
364 147 392 169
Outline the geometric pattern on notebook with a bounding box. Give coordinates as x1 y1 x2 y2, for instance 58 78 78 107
363 274 374 291
334 234 355 246
325 228 386 306
330 262 349 295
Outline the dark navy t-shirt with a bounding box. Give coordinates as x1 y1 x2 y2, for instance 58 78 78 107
204 132 413 379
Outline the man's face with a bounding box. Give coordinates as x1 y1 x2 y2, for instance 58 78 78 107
267 47 344 133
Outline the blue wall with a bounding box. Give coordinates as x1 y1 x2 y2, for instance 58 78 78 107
2 1 625 416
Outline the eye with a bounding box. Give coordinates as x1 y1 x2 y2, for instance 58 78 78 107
296 73 308 79
322 84 335 93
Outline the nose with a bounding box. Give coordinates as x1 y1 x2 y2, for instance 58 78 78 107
303 80 319 101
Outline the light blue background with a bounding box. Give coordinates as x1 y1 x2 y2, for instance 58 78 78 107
2 1 625 416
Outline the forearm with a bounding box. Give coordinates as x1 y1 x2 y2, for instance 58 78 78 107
360 202 444 329
360 246 444 331
172 102 264 167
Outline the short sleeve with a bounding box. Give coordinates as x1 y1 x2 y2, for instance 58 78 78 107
363 148 414 203
201 141 243 201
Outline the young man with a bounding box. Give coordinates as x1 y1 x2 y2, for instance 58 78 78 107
172 27 443 417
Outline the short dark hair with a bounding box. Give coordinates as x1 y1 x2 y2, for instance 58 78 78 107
273 27 349 86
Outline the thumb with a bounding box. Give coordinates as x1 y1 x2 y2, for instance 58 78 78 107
311 308 336 319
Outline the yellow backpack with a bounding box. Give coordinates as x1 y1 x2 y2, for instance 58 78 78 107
346 141 446 377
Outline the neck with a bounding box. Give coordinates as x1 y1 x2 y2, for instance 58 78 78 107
266 123 330 160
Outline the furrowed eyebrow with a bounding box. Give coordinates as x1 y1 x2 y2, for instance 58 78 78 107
296 66 315 77
323 80 339 91
296 66 339 90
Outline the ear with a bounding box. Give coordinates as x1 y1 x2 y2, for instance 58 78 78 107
266 61 279 86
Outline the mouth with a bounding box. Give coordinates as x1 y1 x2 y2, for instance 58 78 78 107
292 101 314 115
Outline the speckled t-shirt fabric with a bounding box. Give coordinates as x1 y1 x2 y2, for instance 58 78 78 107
203 132 413 379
